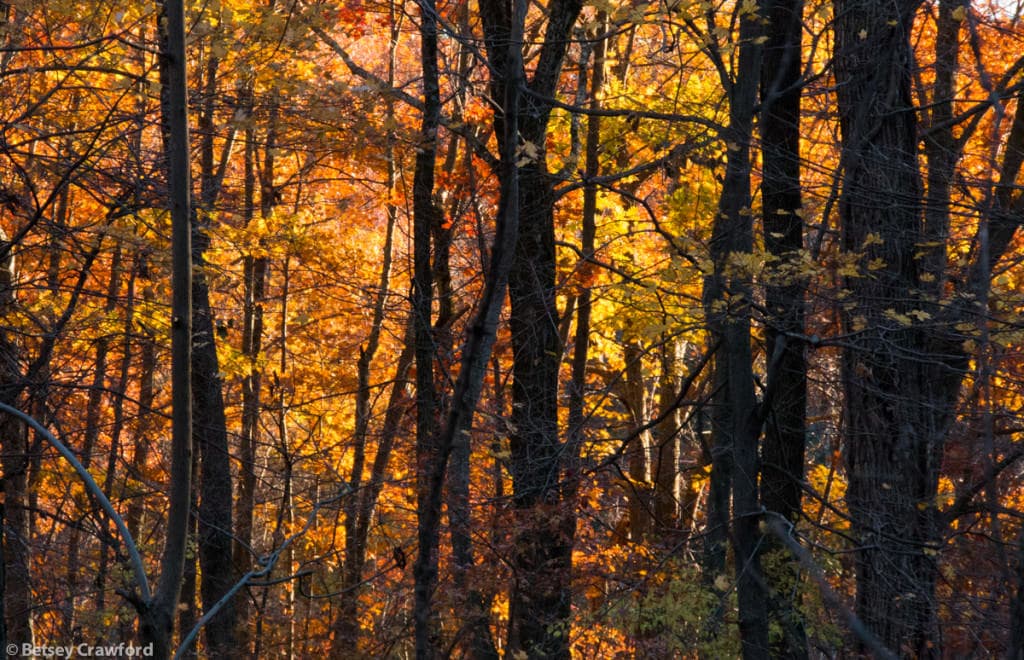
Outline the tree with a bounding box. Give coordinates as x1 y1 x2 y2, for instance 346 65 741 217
759 0 808 651
139 0 192 656
834 0 1023 652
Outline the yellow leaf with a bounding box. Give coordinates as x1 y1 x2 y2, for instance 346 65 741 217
862 232 884 248
884 308 912 326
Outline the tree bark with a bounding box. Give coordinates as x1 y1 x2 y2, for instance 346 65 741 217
0 227 33 655
478 0 582 653
759 0 807 651
233 85 260 657
699 2 769 654
621 339 652 539
652 338 683 532
140 2 193 655
834 0 948 652
411 0 442 651
192 45 237 657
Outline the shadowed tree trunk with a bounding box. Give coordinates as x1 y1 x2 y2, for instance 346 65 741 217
412 0 526 651
832 0 978 652
411 0 442 651
233 89 260 657
139 1 193 655
621 339 652 539
65 241 125 637
191 45 237 657
652 337 683 533
699 0 769 653
478 0 582 653
0 227 32 654
759 0 807 651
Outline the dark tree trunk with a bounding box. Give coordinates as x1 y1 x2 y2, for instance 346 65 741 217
178 488 199 660
507 159 572 659
0 430 32 650
234 90 260 657
125 254 157 543
190 145 237 660
478 0 582 653
65 242 124 637
191 47 237 657
141 2 193 655
411 0 442 652
413 0 527 651
0 229 32 652
833 0 952 653
920 0 963 290
652 338 682 532
699 2 769 655
97 256 138 617
759 0 807 652
621 339 652 540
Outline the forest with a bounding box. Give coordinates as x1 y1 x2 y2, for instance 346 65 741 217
1 0 1023 656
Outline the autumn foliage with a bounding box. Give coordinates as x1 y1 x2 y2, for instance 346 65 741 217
1 0 1024 656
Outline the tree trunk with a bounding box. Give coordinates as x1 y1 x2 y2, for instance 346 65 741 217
140 2 193 655
65 241 124 637
192 46 236 657
759 0 807 651
622 339 652 540
652 338 683 532
125 254 157 543
833 0 949 652
97 256 139 617
0 228 33 654
699 2 769 654
411 0 442 651
478 0 582 653
234 88 260 656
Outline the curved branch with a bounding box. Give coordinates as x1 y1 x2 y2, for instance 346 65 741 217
0 401 151 602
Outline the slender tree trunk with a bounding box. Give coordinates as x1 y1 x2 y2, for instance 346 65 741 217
477 0 582 653
65 242 124 637
97 257 139 617
568 13 603 529
234 86 259 656
443 137 500 657
700 2 769 653
0 228 32 654
125 255 157 543
140 2 193 655
652 338 682 532
192 47 236 657
413 0 527 650
622 340 652 539
759 0 807 652
178 487 199 660
921 0 964 290
1012 527 1024 658
410 0 441 653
